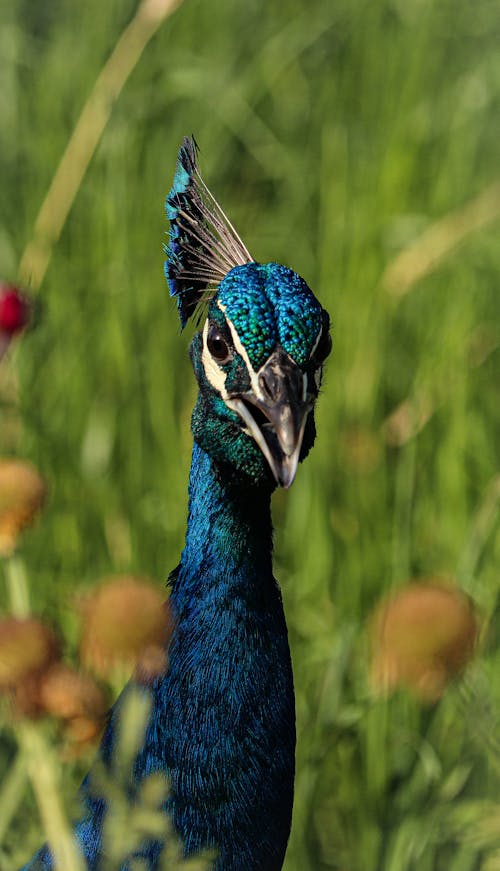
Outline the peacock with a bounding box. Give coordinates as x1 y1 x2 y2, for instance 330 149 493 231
23 137 331 871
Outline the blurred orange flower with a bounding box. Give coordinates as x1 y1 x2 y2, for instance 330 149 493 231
39 663 108 750
0 460 47 556
80 576 173 680
39 663 107 721
64 715 104 749
0 617 59 691
370 581 479 701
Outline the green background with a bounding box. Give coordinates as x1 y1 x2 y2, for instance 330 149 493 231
1 0 500 868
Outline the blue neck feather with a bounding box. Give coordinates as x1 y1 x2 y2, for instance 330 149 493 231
23 444 295 871
156 443 296 869
177 442 274 597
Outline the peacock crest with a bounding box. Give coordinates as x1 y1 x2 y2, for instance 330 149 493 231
165 136 253 328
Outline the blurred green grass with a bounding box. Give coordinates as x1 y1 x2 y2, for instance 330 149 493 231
1 0 500 867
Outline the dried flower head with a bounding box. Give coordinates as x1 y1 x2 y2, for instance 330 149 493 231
80 576 173 678
370 581 479 702
64 715 104 747
0 617 59 691
39 663 107 721
135 644 169 685
0 460 47 556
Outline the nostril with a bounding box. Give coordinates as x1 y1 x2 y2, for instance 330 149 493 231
293 369 304 394
259 371 277 401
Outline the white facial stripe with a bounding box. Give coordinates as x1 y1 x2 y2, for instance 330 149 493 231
309 323 323 360
205 304 316 404
216 300 265 401
201 320 229 398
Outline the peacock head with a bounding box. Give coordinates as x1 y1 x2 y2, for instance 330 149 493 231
165 138 331 489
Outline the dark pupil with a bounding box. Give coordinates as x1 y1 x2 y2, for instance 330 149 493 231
313 329 332 364
207 326 230 362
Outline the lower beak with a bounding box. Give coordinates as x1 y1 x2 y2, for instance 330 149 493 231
226 350 312 488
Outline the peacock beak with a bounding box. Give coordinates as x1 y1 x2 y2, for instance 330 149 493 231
253 395 310 488
227 349 313 488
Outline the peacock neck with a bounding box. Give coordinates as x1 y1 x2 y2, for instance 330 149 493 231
172 442 275 605
164 442 295 870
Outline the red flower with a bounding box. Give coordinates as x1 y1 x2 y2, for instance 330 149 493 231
0 285 30 336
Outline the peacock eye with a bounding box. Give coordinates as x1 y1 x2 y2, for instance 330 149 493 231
207 324 232 363
312 328 332 366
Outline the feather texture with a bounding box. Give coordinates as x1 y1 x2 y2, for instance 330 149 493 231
165 137 253 327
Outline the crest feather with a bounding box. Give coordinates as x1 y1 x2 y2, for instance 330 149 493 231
165 137 253 328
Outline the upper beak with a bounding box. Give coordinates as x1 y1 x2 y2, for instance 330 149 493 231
226 349 312 488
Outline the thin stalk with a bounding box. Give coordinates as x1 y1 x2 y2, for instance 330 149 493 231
4 555 30 617
2 559 77 865
381 180 500 298
17 0 184 292
0 751 28 847
18 722 85 871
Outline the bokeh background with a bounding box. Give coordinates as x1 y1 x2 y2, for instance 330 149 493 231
1 0 500 868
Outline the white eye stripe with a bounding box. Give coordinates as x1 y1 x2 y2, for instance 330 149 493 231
309 323 323 360
202 320 229 398
203 306 320 400
216 301 267 403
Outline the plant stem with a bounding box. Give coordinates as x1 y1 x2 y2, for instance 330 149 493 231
0 751 28 848
19 723 85 871
5 555 30 617
17 0 183 292
381 180 500 298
